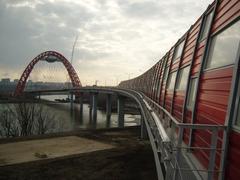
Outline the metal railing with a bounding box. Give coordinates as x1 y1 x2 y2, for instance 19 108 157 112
142 95 227 180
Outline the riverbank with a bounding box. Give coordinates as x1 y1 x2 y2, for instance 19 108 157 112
0 127 157 180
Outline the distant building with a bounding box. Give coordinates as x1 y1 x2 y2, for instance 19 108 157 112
1 78 10 84
0 78 69 95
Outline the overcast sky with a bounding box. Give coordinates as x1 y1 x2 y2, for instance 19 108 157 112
0 0 213 86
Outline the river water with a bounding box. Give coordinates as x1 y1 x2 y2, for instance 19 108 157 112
0 95 141 137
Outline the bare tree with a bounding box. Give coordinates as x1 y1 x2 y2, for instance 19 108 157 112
14 103 36 136
35 105 55 135
0 103 57 137
0 109 19 137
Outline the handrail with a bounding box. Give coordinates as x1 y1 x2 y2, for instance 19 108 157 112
136 90 226 180
143 93 227 130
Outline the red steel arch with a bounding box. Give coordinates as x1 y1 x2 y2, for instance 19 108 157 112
14 51 82 96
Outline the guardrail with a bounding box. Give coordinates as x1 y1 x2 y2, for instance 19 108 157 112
142 94 227 180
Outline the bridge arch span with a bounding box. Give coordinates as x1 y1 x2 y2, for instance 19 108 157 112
14 51 82 96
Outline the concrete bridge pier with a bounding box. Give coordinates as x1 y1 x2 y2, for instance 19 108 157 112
79 92 84 124
117 95 125 128
106 94 112 128
38 93 41 101
92 93 98 126
89 94 93 124
70 92 74 118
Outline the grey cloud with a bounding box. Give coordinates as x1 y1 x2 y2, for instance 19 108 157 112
119 1 165 18
0 0 213 85
75 48 112 61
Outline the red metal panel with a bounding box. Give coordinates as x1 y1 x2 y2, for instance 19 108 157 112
167 49 174 66
171 61 180 71
184 41 196 54
183 46 195 59
195 67 233 125
160 87 166 106
183 110 192 144
191 42 206 76
156 63 164 102
181 53 193 66
185 32 199 48
161 49 174 105
152 62 161 100
173 92 185 121
202 67 233 79
157 59 167 103
165 92 173 111
215 0 239 21
185 110 192 123
192 66 233 175
212 0 240 33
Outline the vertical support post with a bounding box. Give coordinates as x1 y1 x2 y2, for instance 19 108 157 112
92 92 98 125
106 94 112 128
173 127 184 180
79 92 83 124
208 128 218 180
118 95 125 128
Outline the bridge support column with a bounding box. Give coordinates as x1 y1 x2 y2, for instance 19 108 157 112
79 92 84 124
106 94 112 127
89 94 92 123
38 93 41 101
70 92 74 118
141 114 148 139
92 93 98 125
117 95 125 128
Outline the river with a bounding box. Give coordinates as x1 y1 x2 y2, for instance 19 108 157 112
0 95 141 137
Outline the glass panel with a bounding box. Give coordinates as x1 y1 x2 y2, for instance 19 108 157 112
200 11 213 41
176 66 190 91
167 71 177 90
173 40 185 61
187 78 197 110
206 20 240 69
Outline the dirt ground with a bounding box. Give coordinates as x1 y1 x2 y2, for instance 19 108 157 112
0 136 114 165
0 127 157 180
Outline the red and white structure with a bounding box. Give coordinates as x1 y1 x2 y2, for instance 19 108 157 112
14 51 82 96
